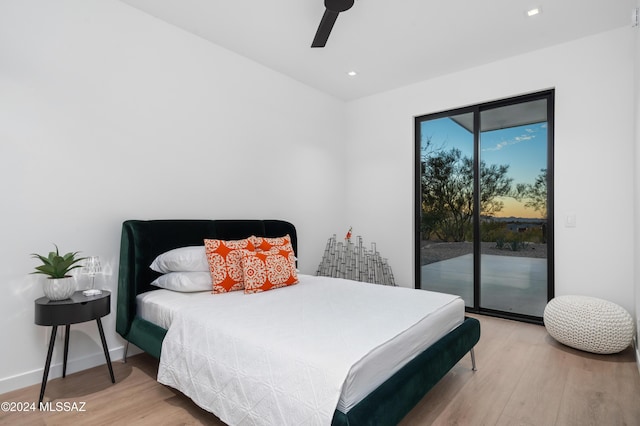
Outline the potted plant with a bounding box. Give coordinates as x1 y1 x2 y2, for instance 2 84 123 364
31 245 86 300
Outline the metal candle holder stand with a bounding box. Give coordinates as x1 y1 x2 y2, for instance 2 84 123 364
316 234 396 286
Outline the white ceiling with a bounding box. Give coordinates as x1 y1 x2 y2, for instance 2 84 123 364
118 0 635 101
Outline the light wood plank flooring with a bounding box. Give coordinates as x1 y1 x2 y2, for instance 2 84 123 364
1 314 638 425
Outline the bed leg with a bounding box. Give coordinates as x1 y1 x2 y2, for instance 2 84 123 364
470 347 477 371
122 341 129 364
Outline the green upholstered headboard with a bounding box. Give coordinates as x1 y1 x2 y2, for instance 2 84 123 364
116 219 297 341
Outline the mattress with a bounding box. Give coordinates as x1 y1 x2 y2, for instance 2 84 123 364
138 274 464 414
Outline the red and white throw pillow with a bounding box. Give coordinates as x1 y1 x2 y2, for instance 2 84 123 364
204 238 255 293
249 234 294 253
242 247 298 294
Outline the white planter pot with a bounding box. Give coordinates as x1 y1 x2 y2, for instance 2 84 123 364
43 277 76 300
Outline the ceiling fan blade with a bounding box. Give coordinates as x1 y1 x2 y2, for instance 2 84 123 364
311 9 339 48
325 0 354 13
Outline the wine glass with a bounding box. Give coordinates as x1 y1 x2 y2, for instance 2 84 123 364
82 256 102 296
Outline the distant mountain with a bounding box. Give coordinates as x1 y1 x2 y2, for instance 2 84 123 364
481 216 546 223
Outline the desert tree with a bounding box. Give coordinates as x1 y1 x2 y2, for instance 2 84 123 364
421 147 512 241
514 168 547 218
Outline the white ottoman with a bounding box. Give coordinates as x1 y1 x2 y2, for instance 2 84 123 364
543 295 634 354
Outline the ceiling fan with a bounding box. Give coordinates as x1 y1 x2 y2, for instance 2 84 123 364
311 0 355 48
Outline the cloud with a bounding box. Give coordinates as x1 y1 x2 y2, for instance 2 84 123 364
483 133 535 152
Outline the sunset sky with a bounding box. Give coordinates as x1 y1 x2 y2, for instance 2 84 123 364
420 117 548 219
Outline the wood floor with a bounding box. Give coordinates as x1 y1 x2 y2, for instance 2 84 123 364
1 314 638 425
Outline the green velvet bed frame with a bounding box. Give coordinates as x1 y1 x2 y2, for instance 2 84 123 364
116 219 480 426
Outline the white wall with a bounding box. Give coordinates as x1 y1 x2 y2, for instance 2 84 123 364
0 0 346 393
345 28 637 317
634 2 640 370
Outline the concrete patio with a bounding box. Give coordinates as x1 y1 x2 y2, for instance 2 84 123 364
421 254 547 317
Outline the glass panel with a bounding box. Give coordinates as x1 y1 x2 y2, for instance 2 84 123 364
479 100 548 317
419 113 475 306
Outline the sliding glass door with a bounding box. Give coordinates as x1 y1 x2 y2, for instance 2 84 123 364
417 112 475 306
415 91 554 323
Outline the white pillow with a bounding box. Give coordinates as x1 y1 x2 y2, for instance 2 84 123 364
150 246 209 273
151 272 212 292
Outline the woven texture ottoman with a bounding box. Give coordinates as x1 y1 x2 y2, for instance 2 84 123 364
543 295 634 354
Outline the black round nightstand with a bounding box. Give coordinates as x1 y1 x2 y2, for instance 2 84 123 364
34 290 115 405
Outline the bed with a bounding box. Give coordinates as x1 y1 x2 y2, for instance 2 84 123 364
116 219 480 425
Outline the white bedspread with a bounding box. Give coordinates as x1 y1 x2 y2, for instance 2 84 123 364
157 275 462 425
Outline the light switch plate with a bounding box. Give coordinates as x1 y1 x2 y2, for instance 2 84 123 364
565 213 576 228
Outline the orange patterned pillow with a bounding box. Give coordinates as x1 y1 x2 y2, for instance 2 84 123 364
249 234 294 253
204 238 255 293
242 248 298 294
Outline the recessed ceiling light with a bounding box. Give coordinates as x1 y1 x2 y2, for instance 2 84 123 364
347 71 357 77
527 7 541 17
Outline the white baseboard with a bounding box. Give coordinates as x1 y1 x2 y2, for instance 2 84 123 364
0 344 142 395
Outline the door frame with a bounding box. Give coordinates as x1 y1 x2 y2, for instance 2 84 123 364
414 90 554 324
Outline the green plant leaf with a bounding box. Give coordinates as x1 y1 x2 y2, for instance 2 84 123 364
31 244 85 279
33 265 56 275
62 251 79 261
31 253 52 266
